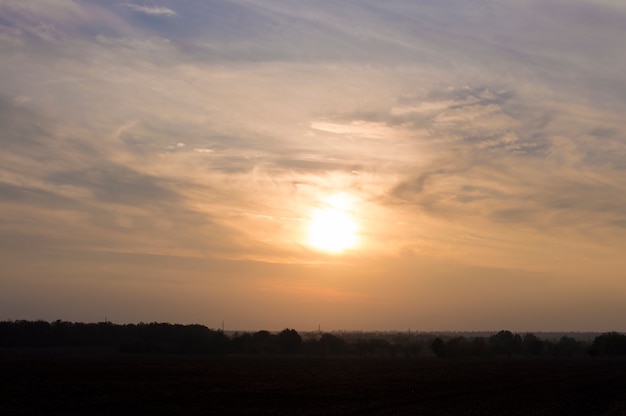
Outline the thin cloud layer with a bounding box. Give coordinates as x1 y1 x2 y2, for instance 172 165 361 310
1 0 625 330
122 4 177 16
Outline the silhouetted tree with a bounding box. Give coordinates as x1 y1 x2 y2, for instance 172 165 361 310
445 336 471 358
589 332 626 356
319 333 347 355
489 330 523 356
431 337 446 358
523 333 545 357
556 336 582 358
470 337 489 357
249 330 276 354
231 332 255 354
277 328 302 354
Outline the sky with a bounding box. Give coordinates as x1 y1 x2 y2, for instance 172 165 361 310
1 0 626 332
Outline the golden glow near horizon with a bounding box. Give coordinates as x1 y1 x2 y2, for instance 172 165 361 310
306 193 360 253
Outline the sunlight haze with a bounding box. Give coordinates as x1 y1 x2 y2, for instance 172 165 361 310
1 0 625 332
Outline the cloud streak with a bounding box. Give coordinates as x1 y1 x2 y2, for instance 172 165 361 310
122 3 176 16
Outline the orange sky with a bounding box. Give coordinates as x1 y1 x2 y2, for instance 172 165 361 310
1 0 626 331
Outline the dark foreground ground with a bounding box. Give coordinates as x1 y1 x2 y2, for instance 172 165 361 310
2 351 626 415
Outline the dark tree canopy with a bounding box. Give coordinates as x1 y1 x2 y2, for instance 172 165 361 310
1 321 623 359
589 332 626 356
277 328 302 354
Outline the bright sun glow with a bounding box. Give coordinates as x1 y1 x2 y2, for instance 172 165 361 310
306 194 359 253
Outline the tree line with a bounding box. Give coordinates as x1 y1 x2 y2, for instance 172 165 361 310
1 321 625 358
429 330 618 358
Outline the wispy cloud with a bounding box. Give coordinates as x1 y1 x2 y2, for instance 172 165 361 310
122 3 176 17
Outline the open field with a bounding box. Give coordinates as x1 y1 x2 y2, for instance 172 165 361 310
2 352 626 415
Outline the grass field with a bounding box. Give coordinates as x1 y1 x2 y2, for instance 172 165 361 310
2 352 626 415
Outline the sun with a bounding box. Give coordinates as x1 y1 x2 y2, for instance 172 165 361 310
306 194 359 253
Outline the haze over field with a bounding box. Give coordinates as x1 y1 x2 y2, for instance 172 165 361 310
1 0 625 331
